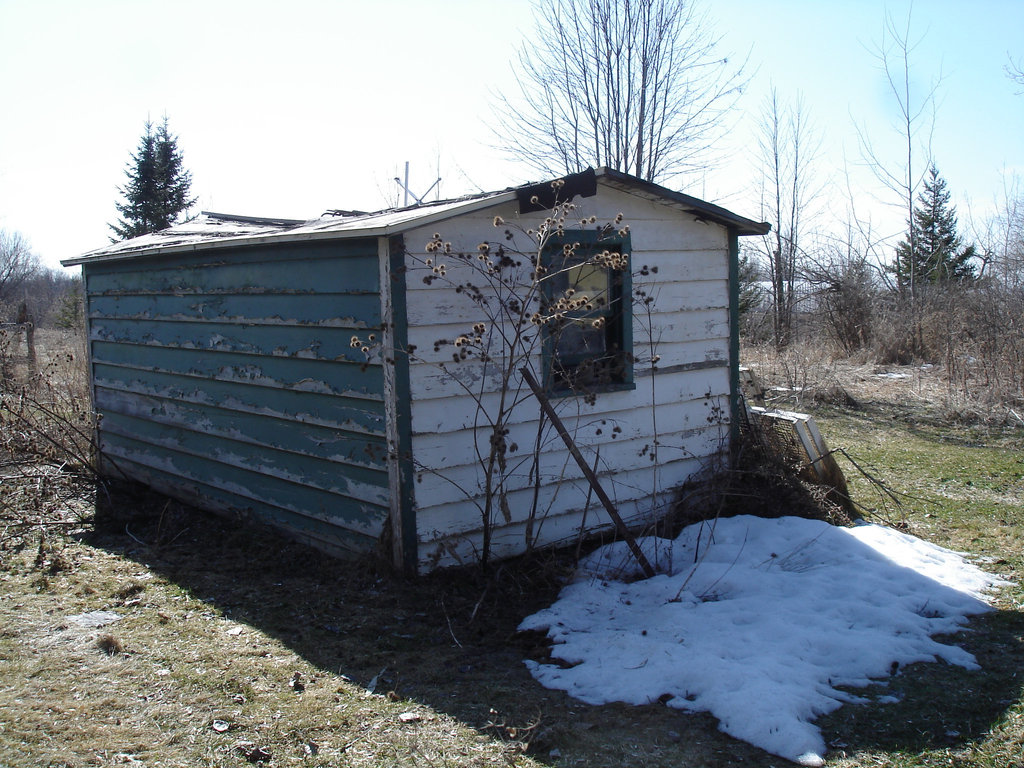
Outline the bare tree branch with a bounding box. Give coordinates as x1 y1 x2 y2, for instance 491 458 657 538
493 0 747 183
1007 53 1024 94
854 7 944 303
0 230 41 306
752 88 822 348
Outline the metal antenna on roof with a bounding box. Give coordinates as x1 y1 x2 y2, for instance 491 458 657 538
394 161 441 207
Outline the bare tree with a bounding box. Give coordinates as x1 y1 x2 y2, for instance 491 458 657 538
854 9 944 359
494 0 745 183
0 230 41 309
1007 54 1024 94
753 89 820 348
973 175 1024 288
857 9 941 303
803 220 880 355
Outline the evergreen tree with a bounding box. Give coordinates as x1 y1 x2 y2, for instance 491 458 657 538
892 165 977 292
110 117 196 240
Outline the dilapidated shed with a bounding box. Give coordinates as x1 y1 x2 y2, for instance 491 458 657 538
63 168 768 572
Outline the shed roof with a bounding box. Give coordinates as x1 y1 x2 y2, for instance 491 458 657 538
63 168 769 266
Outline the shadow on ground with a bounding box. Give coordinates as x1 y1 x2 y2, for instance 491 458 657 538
89 480 1024 766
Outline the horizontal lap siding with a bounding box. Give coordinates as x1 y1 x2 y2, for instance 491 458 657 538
401 190 734 569
84 239 389 556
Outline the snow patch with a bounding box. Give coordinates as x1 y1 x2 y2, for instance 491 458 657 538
519 515 1006 765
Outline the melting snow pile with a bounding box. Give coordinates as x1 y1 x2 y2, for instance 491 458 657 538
519 515 1005 766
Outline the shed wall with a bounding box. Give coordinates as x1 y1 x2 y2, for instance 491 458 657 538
84 239 391 555
401 187 734 568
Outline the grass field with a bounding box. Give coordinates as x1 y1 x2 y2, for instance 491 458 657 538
1 347 1022 767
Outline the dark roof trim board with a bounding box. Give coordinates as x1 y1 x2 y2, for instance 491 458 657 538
63 168 769 266
596 168 770 236
517 167 598 212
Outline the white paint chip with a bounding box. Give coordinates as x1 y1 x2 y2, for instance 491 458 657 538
67 610 122 628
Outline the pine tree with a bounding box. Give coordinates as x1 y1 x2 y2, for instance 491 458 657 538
892 165 977 292
110 117 196 241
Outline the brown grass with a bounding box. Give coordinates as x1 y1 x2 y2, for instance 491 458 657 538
1 334 1022 767
1 490 783 768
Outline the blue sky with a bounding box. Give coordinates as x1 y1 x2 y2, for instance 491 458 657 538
1 0 1021 269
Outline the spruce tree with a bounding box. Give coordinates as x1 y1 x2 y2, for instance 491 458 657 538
110 116 196 241
892 165 977 292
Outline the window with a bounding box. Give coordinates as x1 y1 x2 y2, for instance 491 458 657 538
543 231 633 394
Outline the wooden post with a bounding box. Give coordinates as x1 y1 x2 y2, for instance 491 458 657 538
16 302 35 376
519 367 656 579
24 322 36 376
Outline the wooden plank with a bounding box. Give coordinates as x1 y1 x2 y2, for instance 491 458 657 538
90 317 375 363
88 259 380 297
380 234 418 573
86 239 381 293
410 400 723 464
85 237 379 271
414 454 708 540
93 364 387 435
90 342 385 399
88 291 381 328
410 425 726 510
94 387 388 470
636 307 730 342
405 341 729 402
100 411 389 507
100 429 389 530
415 469 698 571
103 454 382 557
409 363 730 434
631 278 728 313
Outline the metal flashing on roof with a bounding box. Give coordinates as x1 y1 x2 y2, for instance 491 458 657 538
201 211 306 227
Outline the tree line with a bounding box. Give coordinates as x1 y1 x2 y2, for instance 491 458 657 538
5 0 1021 412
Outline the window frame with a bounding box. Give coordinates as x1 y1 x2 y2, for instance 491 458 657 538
540 229 634 396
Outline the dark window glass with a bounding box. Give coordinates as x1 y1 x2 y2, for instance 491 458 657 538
544 240 628 392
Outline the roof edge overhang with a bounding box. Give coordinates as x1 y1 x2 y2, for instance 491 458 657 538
61 191 519 267
594 167 770 236
62 168 768 267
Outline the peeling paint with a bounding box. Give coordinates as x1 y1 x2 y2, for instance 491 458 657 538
85 237 391 554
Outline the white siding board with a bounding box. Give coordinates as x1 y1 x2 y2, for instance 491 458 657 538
399 184 738 568
631 279 727 313
411 372 729 448
639 307 730 343
407 347 730 410
630 251 727 283
410 424 726 512
415 458 707 571
408 354 730 435
404 278 727 329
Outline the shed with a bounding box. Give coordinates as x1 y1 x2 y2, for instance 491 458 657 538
63 168 769 573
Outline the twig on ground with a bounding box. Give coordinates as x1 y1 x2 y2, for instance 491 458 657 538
440 597 462 648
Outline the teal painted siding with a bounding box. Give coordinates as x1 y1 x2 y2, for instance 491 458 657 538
84 239 390 556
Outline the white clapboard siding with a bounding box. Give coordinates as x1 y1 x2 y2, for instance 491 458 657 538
416 458 708 569
400 184 738 570
408 357 730 434
411 425 727 511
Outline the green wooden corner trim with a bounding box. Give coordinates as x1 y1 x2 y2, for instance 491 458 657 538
387 235 417 574
728 229 741 452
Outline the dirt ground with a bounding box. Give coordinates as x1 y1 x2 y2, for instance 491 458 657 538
1 348 1021 767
